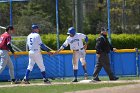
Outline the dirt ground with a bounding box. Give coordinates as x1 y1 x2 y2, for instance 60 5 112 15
65 83 140 93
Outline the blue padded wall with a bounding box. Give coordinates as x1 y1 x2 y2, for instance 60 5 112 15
0 52 138 81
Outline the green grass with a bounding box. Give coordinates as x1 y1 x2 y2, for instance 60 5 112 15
0 76 140 93
0 83 138 93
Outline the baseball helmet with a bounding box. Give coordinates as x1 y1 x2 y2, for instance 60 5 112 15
6 25 14 31
67 27 76 35
32 24 39 30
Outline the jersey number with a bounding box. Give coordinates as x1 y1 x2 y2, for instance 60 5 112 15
30 38 33 45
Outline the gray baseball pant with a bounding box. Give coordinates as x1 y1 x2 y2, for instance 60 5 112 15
0 50 15 79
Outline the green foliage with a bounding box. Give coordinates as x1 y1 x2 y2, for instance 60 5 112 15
40 34 140 50
41 34 57 50
11 33 140 51
0 0 140 35
111 34 140 49
11 34 140 51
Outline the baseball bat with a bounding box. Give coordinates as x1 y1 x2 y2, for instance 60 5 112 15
0 26 6 29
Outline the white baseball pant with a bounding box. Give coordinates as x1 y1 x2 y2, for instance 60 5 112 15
72 49 86 70
27 51 45 72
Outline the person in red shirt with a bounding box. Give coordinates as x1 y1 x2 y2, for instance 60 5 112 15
0 25 19 84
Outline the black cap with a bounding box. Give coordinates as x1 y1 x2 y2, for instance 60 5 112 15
6 25 14 31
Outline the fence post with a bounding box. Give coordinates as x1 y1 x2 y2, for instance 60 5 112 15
136 48 139 77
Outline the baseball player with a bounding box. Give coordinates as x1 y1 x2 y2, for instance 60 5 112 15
54 27 88 82
0 25 19 84
22 24 52 84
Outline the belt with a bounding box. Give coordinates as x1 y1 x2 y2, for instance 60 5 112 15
73 47 84 51
29 49 39 51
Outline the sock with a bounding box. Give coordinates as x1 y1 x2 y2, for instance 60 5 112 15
25 69 30 80
41 71 46 79
82 66 87 73
74 70 78 79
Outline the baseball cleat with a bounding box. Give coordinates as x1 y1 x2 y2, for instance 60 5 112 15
110 77 119 81
71 79 78 82
11 81 21 84
44 79 51 84
91 78 101 82
22 79 30 84
84 73 88 80
11 79 21 84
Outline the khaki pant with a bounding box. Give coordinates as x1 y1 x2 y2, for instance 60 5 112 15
93 52 114 79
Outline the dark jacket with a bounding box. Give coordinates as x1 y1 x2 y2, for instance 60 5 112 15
95 35 113 54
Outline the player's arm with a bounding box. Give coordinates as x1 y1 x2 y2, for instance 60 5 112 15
36 34 48 51
54 39 69 55
7 43 14 54
40 43 53 55
109 43 117 52
79 33 88 49
40 43 50 52
37 34 52 54
6 37 15 54
7 43 17 58
83 35 88 50
55 44 66 54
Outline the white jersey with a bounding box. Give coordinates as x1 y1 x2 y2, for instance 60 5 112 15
62 33 86 50
27 32 42 52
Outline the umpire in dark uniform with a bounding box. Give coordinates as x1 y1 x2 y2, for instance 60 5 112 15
92 27 119 81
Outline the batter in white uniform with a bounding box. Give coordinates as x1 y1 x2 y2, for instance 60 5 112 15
54 27 88 82
22 24 52 84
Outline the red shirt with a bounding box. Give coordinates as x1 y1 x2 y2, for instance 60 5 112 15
0 32 11 50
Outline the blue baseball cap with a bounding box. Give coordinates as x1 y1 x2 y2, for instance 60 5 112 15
32 24 39 30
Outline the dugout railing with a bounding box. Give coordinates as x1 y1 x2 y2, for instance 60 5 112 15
0 49 139 81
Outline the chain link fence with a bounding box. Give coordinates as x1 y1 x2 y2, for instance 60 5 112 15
11 36 26 51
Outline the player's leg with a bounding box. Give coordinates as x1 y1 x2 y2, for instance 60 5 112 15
79 50 88 79
25 58 35 79
35 52 50 83
72 51 79 82
102 53 119 80
92 62 102 81
35 53 45 78
80 58 88 80
22 54 35 84
0 50 8 74
92 54 103 81
7 55 15 81
7 56 21 84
